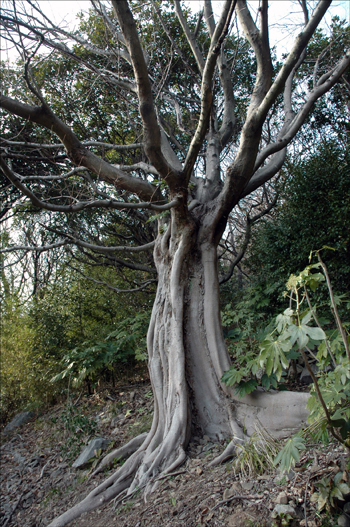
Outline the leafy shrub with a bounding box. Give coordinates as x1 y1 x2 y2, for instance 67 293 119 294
51 399 97 461
223 252 350 451
311 472 350 510
233 424 279 477
0 300 60 424
51 311 150 388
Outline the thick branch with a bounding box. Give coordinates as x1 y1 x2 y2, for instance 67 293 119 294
236 0 273 113
111 0 182 187
0 139 142 151
0 94 158 201
249 48 350 179
0 157 179 213
255 0 331 126
174 0 205 74
204 1 236 148
183 0 236 182
1 238 155 255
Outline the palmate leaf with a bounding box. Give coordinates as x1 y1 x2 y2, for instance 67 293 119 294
274 435 306 473
276 308 294 333
287 323 325 348
221 367 242 387
259 335 291 380
234 379 258 397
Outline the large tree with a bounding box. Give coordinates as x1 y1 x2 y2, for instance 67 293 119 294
1 1 349 524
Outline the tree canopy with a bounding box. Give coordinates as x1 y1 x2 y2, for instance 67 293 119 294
1 1 349 525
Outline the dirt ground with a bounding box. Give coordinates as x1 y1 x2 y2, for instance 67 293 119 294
1 380 349 527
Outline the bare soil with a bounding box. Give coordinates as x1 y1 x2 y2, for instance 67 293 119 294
1 380 349 527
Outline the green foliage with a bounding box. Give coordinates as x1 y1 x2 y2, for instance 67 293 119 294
273 435 306 473
271 510 294 527
51 311 150 388
221 291 272 395
233 425 279 478
58 400 97 461
0 298 59 424
247 143 350 313
223 253 350 450
310 472 350 510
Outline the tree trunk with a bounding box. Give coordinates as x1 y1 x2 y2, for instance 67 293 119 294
48 212 309 526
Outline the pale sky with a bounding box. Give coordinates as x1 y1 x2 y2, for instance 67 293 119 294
1 1 349 63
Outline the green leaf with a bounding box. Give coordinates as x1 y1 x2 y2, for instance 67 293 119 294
273 435 306 473
306 326 326 341
287 324 309 348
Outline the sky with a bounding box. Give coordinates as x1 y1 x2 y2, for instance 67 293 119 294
1 0 349 63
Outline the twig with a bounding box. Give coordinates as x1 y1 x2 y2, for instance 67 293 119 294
304 285 337 368
304 472 311 527
38 454 57 481
156 469 187 481
210 494 258 512
317 253 350 362
74 391 83 407
3 492 24 527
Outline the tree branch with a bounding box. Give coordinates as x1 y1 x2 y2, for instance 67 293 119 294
111 0 182 187
69 265 157 293
183 0 236 182
0 157 179 213
174 0 205 74
0 94 159 201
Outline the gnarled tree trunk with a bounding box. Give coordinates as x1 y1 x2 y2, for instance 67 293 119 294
48 210 244 526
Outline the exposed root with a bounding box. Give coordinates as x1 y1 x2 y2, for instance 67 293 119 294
48 447 145 527
91 432 148 477
209 437 243 467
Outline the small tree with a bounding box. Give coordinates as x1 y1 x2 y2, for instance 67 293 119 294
1 1 349 524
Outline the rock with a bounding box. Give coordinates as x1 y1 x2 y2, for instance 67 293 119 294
129 391 136 401
338 514 350 527
223 483 242 500
300 364 318 385
274 468 295 482
272 504 297 517
310 464 321 473
241 480 254 491
223 488 233 500
72 437 110 468
275 491 288 504
196 466 203 475
3 411 35 435
50 468 63 480
13 451 26 465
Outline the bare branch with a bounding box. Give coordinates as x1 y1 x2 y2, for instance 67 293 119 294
248 48 350 188
69 265 157 293
0 157 179 212
183 0 237 181
219 192 278 284
0 94 158 200
174 0 205 74
1 139 142 151
256 0 332 125
111 0 182 187
0 240 70 254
